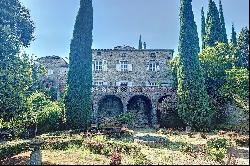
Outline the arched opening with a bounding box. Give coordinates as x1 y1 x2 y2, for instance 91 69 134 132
157 95 184 128
127 95 152 128
97 95 123 126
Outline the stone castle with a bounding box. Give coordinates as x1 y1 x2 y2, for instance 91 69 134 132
36 45 177 127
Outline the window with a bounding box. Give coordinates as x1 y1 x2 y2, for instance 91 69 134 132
48 69 53 75
94 61 102 71
97 52 101 56
149 82 158 86
149 62 157 71
120 61 128 71
94 81 103 86
121 53 126 57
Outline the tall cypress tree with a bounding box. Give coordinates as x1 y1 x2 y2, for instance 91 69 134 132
236 27 249 68
138 35 142 50
65 0 93 129
219 0 228 43
231 23 237 47
201 7 206 49
204 0 221 47
177 0 214 130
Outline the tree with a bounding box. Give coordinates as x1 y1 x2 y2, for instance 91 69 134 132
236 27 249 68
0 0 35 121
201 7 206 49
231 24 237 46
204 0 221 47
0 0 34 59
65 0 93 129
219 0 228 43
138 35 142 50
199 43 236 101
177 0 214 131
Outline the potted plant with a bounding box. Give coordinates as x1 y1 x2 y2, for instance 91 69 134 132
117 112 134 128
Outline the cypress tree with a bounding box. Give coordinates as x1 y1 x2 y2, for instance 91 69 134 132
201 7 206 49
204 0 221 47
177 0 214 130
138 35 142 50
231 23 237 47
236 27 249 68
219 0 228 43
65 0 93 129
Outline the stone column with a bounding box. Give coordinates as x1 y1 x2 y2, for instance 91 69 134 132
151 100 158 127
92 103 99 124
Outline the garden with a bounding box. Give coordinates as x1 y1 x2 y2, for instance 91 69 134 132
0 127 249 165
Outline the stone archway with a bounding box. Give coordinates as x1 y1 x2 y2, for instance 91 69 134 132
97 95 123 126
157 95 183 128
127 95 152 128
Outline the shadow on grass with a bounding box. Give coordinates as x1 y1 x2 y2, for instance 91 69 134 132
0 155 29 165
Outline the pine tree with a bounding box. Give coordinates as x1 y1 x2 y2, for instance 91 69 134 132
204 0 221 47
177 0 214 130
201 7 206 49
219 0 228 43
65 0 93 129
138 35 142 50
231 23 237 47
236 27 249 68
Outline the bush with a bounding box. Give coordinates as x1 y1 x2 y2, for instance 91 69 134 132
206 138 229 162
235 136 249 147
117 113 134 125
0 141 29 160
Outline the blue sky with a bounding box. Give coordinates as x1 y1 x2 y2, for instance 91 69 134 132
19 0 249 58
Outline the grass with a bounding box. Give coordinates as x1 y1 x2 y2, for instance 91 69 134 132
0 129 249 165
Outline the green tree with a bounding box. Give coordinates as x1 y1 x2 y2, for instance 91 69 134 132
236 27 249 68
199 43 236 97
220 68 249 112
219 0 228 43
65 0 93 129
0 0 36 121
201 7 206 49
138 35 142 50
230 24 237 46
204 0 221 47
0 0 34 58
177 0 214 131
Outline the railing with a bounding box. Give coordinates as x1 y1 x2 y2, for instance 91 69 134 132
92 86 176 94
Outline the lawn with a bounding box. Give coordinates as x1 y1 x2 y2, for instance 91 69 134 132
0 128 249 165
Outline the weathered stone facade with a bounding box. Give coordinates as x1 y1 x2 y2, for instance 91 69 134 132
37 46 177 127
92 46 177 127
36 55 68 100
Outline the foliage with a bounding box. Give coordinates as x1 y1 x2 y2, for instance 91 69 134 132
235 136 249 147
6 92 66 137
110 152 122 165
0 0 35 58
206 138 229 162
177 0 214 131
65 0 93 130
117 112 134 125
220 67 249 112
204 0 222 47
0 141 29 160
230 24 237 47
201 7 206 49
236 27 249 68
218 0 228 44
199 43 236 97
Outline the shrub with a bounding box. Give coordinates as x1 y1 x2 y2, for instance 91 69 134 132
235 136 249 147
206 138 229 162
117 113 134 125
109 152 122 165
0 141 29 160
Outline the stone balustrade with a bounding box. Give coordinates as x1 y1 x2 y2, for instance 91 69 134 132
92 86 176 94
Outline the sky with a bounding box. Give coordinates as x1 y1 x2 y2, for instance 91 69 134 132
19 0 249 58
